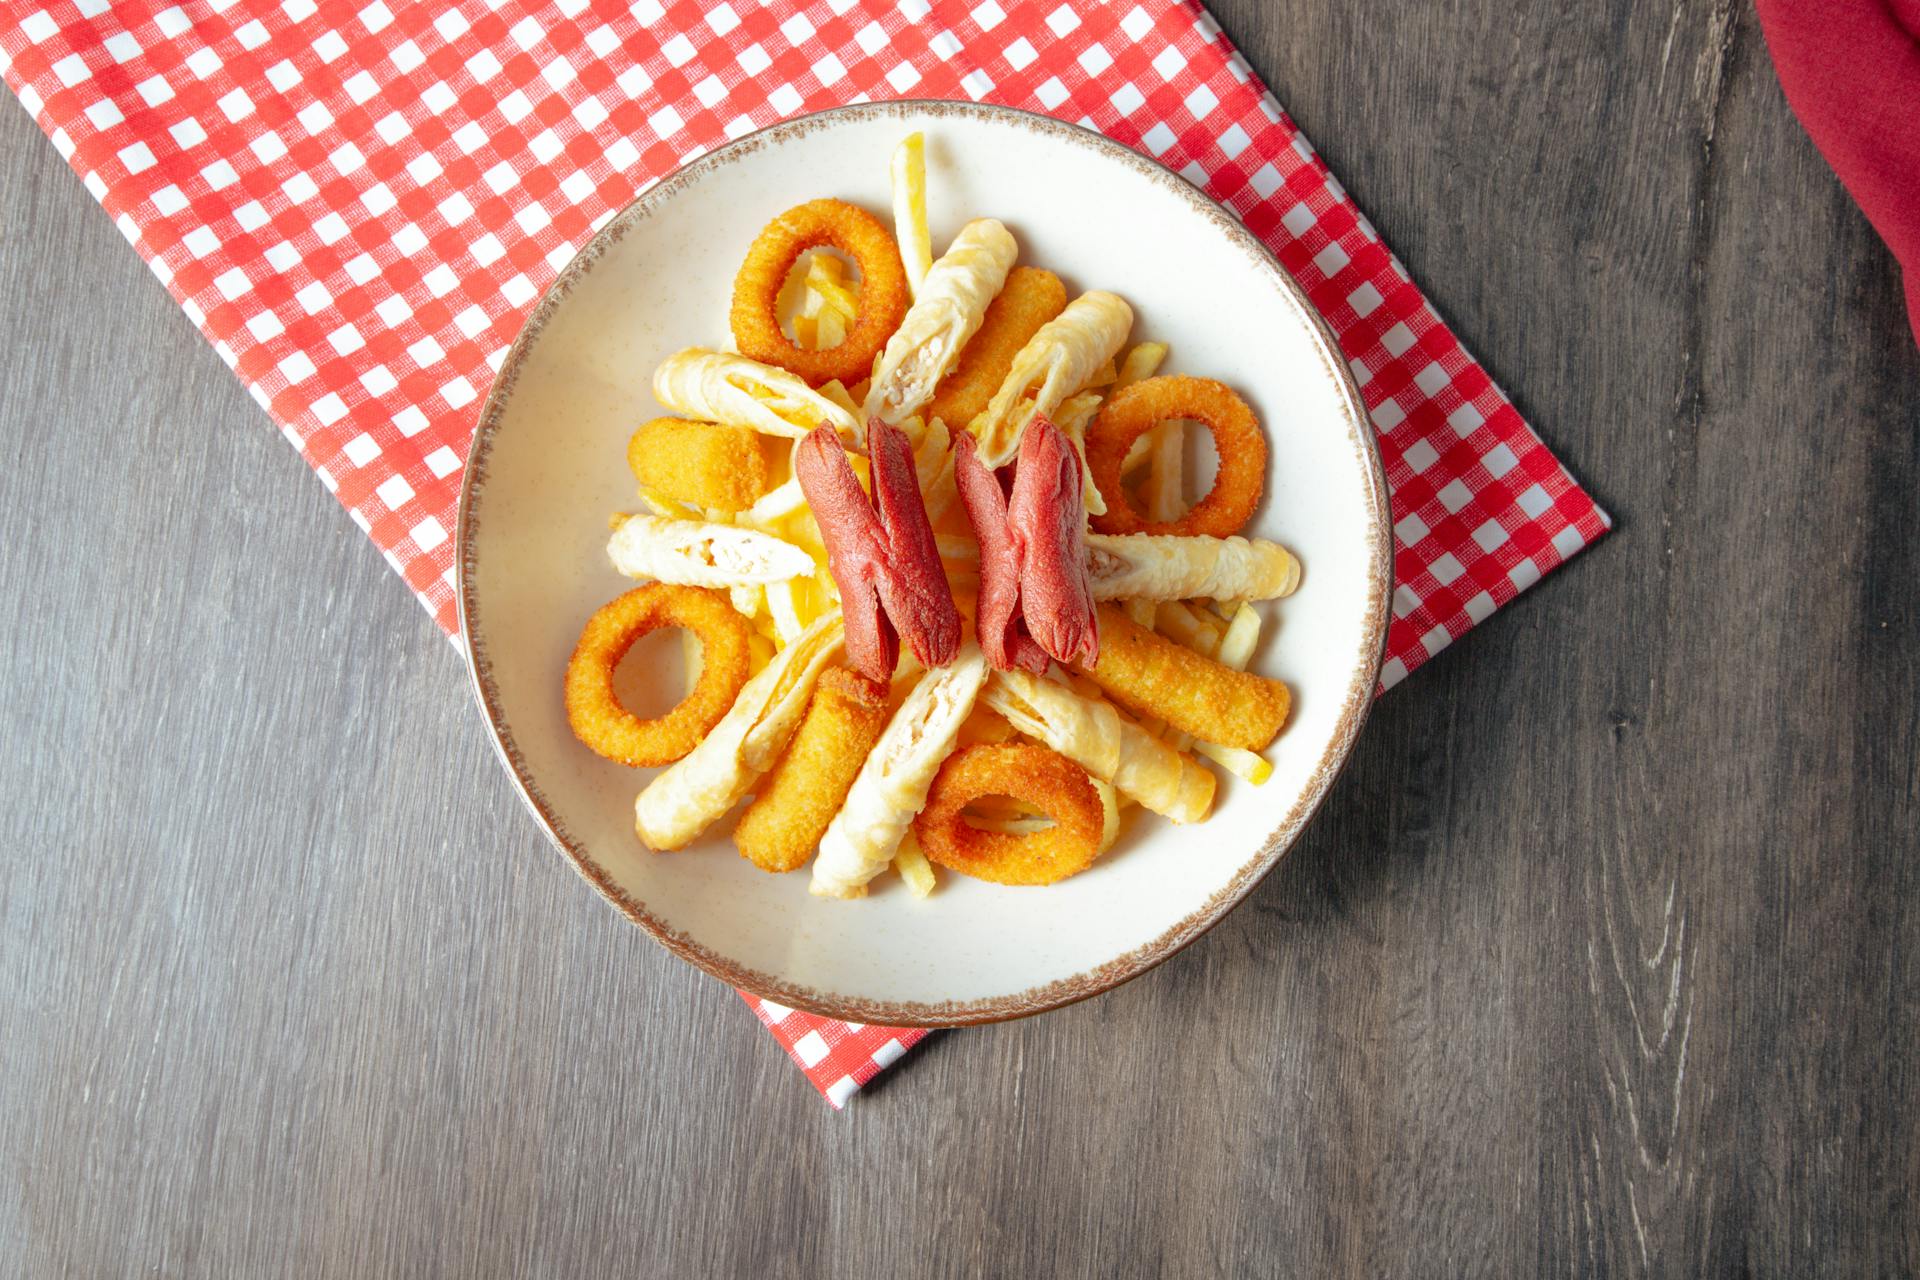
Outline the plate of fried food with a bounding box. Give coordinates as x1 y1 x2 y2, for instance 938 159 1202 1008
459 102 1390 1025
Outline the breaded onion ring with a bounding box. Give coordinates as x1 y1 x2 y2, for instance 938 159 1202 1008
733 667 891 873
913 743 1106 886
729 198 910 387
564 585 752 767
627 417 768 513
927 266 1066 431
1086 375 1268 538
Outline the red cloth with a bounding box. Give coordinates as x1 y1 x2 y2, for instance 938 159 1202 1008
1756 0 1920 346
1 0 1610 1106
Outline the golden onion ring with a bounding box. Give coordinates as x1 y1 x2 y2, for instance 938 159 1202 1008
564 585 752 768
913 743 1107 886
1086 375 1268 538
729 198 910 387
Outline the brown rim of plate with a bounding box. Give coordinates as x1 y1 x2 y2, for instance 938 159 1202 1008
456 100 1393 1029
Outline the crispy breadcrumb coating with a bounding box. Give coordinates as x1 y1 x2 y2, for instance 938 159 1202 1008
1086 375 1267 538
925 267 1066 430
733 667 892 873
627 417 770 514
565 585 753 767
913 743 1106 886
1070 604 1289 751
729 198 909 387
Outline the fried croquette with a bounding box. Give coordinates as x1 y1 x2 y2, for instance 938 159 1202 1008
732 667 892 872
1070 604 1290 751
627 417 769 514
925 266 1067 431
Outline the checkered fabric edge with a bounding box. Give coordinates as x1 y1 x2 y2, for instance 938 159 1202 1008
1 0 1608 1107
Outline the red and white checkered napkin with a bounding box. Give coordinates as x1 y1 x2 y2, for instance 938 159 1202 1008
3 0 1609 1106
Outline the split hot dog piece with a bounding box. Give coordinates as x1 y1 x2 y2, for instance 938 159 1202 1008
795 418 961 684
954 412 1099 672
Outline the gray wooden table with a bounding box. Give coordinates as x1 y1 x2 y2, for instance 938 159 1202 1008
4 3 1916 1276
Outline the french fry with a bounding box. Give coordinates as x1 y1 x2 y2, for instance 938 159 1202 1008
792 255 855 351
806 253 858 321
748 631 775 674
765 578 805 644
953 775 1118 854
963 814 1055 834
1117 341 1172 472
893 831 938 897
956 706 1017 747
1053 391 1104 436
681 627 704 687
963 794 1034 821
1143 420 1183 523
743 476 807 527
1115 341 1168 390
637 487 701 519
1216 603 1262 669
816 377 861 420
891 132 933 299
935 533 981 566
1154 601 1222 656
1194 740 1274 785
1193 602 1273 783
1093 778 1121 852
1051 390 1108 517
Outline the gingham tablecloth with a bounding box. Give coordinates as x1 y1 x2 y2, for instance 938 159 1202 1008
2 0 1610 1107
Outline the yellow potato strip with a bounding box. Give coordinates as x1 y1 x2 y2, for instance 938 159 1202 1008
1144 421 1183 523
1115 341 1168 390
1115 342 1170 472
893 831 938 898
891 132 933 298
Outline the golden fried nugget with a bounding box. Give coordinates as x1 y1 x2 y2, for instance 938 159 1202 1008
1070 604 1290 751
914 743 1106 886
565 585 753 767
733 666 892 872
925 267 1067 430
627 417 770 514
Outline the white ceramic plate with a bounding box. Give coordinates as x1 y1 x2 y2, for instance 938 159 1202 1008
459 102 1390 1026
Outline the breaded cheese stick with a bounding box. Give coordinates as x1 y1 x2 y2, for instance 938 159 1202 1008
1070 604 1290 751
627 417 769 514
733 667 891 873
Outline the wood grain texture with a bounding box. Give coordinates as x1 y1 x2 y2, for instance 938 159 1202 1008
2 2 1916 1275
